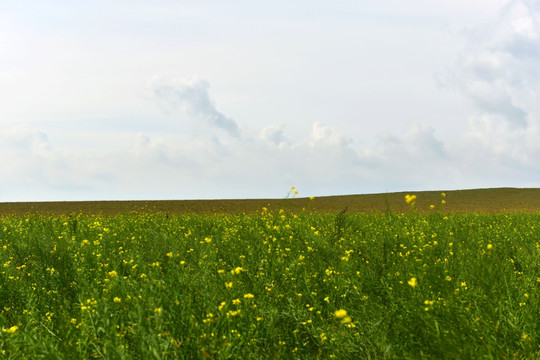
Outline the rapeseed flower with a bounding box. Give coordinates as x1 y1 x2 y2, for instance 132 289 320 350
408 277 417 288
405 194 417 205
231 267 243 275
3 326 18 334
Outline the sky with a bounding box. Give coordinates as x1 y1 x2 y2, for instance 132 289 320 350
1 0 540 201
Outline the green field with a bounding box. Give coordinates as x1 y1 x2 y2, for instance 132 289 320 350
0 190 539 358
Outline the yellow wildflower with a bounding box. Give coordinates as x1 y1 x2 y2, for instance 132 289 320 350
405 194 417 204
231 267 243 275
3 326 18 334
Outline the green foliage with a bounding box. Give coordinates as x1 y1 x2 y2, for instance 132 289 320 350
0 211 538 359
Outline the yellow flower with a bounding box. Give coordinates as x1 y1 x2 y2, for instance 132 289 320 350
334 309 347 318
204 237 212 243
154 307 162 313
231 267 243 275
113 297 122 303
107 270 117 278
226 309 241 317
166 252 173 258
405 194 417 204
243 293 255 299
3 325 18 334
232 298 241 305
408 277 417 288
487 244 493 250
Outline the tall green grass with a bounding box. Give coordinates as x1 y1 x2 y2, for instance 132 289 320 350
0 209 538 359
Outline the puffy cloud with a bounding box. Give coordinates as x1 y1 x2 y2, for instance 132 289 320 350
451 0 540 129
260 123 290 146
426 0 540 190
148 76 241 137
309 122 352 148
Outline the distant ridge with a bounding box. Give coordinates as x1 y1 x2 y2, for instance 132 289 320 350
1 188 540 215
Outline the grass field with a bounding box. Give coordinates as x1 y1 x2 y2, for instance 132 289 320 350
0 189 539 358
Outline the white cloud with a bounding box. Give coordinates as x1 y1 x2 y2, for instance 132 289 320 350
451 0 540 130
148 76 241 137
260 123 290 146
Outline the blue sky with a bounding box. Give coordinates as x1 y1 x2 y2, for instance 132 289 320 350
1 0 539 201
